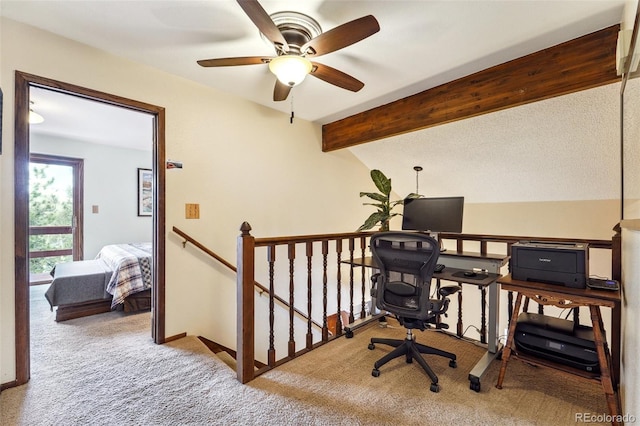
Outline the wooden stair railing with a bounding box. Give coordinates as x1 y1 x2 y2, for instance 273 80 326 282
236 223 621 385
237 222 378 384
172 226 324 333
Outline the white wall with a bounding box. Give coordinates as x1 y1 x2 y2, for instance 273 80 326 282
0 9 4 394
0 17 374 383
622 226 640 419
30 133 152 258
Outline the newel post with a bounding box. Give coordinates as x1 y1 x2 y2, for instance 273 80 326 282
237 222 255 384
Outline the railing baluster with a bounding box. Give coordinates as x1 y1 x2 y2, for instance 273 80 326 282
360 236 367 319
456 237 464 337
268 245 276 367
306 241 313 349
288 243 296 357
322 240 329 342
335 239 343 336
348 237 355 324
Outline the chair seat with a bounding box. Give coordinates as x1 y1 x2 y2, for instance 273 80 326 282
384 281 419 310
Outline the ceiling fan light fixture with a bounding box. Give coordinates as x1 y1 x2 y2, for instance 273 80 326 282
269 54 312 87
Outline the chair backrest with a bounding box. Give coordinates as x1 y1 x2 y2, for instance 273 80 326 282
370 232 440 320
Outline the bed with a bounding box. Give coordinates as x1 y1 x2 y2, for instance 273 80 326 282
45 242 152 321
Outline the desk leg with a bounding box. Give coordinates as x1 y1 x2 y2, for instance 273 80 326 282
589 305 621 421
468 280 501 392
480 286 487 344
496 292 523 389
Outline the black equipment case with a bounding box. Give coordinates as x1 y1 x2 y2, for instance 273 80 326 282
513 312 600 373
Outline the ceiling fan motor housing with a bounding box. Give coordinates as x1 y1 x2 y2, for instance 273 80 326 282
267 11 322 56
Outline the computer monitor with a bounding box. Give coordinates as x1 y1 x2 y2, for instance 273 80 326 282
401 196 464 233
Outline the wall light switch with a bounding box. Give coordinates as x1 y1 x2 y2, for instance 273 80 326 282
185 203 200 219
92 205 99 214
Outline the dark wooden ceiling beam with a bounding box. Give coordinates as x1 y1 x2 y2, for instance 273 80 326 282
322 25 620 152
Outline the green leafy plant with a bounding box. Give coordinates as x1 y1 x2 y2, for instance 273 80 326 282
358 169 420 231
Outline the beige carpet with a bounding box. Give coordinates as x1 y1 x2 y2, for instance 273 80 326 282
0 286 609 425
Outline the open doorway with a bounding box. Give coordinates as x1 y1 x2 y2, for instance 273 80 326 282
14 71 166 386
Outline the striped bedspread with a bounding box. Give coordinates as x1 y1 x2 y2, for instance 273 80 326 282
96 242 152 307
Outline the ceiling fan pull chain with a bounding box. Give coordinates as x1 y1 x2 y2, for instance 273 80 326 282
290 93 295 124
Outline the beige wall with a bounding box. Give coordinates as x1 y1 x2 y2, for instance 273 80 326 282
0 17 374 383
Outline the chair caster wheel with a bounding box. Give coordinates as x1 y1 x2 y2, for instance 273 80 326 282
449 359 457 368
406 358 413 364
368 343 375 350
345 329 354 339
469 378 481 392
372 369 380 377
430 383 440 393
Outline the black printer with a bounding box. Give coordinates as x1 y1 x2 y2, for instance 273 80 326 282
511 241 588 288
514 312 599 373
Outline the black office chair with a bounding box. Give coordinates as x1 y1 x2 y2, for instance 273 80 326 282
367 232 461 392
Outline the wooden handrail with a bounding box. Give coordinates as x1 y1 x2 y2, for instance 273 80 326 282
253 230 376 246
252 230 611 249
173 226 236 271
172 226 324 332
438 232 612 249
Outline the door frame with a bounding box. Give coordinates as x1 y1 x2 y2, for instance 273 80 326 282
14 71 166 385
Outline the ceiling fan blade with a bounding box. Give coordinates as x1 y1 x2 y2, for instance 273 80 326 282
197 56 269 67
237 0 288 52
273 80 292 102
301 15 379 57
310 62 364 92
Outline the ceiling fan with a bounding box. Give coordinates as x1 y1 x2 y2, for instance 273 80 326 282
197 0 380 102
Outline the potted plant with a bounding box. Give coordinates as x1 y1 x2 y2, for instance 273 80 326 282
358 169 420 231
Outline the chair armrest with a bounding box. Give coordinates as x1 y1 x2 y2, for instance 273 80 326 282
370 273 381 297
439 285 461 297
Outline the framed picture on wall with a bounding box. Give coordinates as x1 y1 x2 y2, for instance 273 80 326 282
137 168 152 216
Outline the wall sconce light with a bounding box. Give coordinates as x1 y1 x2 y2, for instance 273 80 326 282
29 101 44 124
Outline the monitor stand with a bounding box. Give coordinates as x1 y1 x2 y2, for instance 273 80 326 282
428 232 446 252
416 231 448 252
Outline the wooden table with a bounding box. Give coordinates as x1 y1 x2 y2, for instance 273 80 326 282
495 274 621 424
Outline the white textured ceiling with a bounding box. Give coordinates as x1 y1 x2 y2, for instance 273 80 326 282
2 0 626 124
